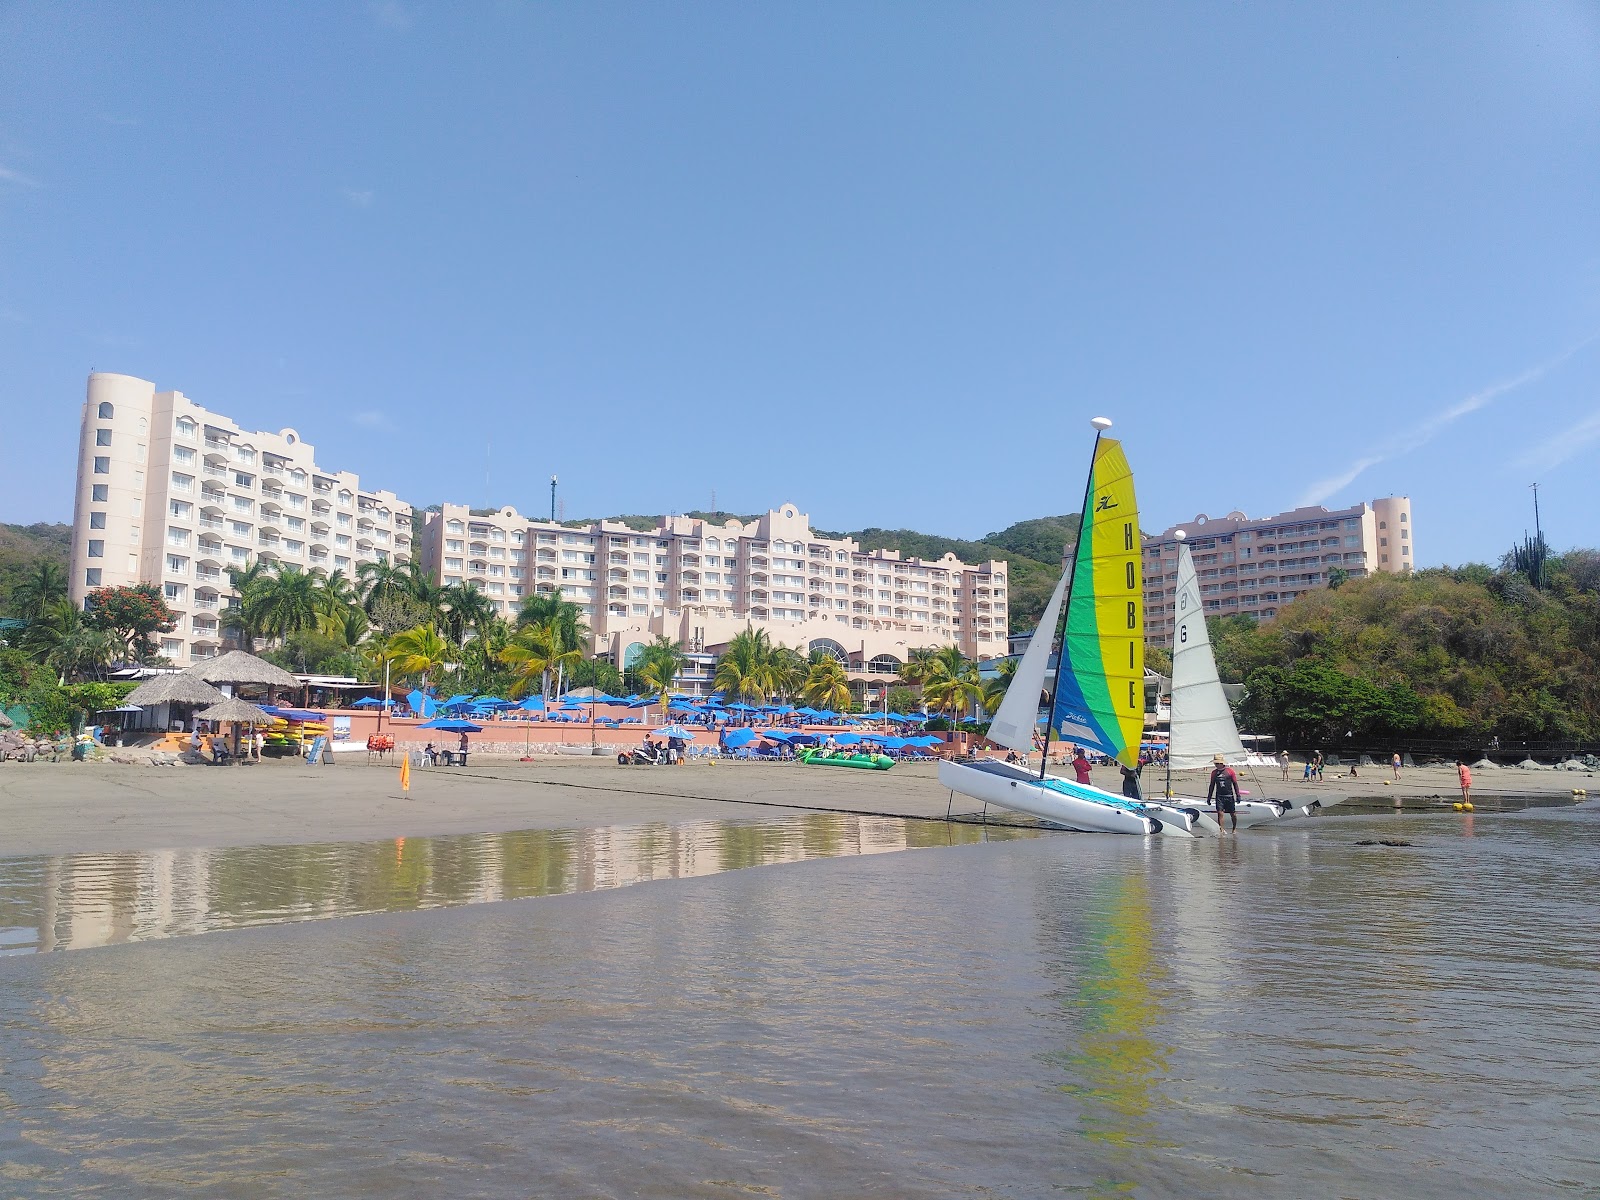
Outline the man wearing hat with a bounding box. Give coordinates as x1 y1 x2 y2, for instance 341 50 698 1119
1206 753 1241 832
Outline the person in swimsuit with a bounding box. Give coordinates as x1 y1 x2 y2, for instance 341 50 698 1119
1072 748 1092 786
1207 753 1241 832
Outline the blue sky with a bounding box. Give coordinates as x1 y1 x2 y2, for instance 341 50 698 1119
2 2 1597 565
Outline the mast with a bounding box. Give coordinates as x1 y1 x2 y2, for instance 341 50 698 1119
1039 416 1113 780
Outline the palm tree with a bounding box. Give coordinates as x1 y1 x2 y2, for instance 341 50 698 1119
385 625 454 691
977 677 1010 721
801 652 852 712
331 605 370 649
900 646 940 687
771 645 808 702
222 562 274 651
11 559 67 620
516 593 589 652
315 568 360 627
358 559 413 614
920 646 980 721
713 626 783 704
22 599 113 682
500 619 582 702
439 583 497 644
634 636 686 719
257 563 321 643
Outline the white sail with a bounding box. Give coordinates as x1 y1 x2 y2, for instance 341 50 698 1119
987 567 1070 752
1167 542 1248 770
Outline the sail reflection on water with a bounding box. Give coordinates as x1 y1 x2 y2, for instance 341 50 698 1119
0 816 1030 955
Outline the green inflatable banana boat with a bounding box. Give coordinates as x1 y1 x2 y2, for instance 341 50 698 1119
797 747 894 771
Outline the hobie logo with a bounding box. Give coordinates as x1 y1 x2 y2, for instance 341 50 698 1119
1095 494 1118 512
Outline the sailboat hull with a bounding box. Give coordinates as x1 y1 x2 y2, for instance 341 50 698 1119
939 759 1193 837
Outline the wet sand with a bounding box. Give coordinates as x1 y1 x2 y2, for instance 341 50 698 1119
0 754 1591 858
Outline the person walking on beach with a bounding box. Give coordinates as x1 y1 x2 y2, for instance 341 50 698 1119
1279 749 1291 781
1391 752 1403 780
1458 759 1472 806
1072 748 1092 786
189 725 202 761
1207 754 1241 832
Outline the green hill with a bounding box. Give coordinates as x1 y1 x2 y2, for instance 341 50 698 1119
0 523 72 616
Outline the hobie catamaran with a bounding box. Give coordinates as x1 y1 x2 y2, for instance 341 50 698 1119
939 418 1198 837
1160 531 1338 828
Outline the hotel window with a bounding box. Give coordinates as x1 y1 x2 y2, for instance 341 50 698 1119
174 446 196 466
167 554 187 573
89 512 106 529
87 540 105 558
233 472 253 489
91 484 108 503
164 583 185 602
336 534 351 549
335 556 351 569
1380 537 1388 547
93 456 110 474
1378 521 1387 529
95 428 113 447
84 568 101 587
337 513 351 527
97 401 114 419
1400 529 1408 539
446 539 463 552
1400 513 1408 523
176 417 196 437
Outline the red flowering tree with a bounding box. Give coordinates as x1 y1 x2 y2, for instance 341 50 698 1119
84 584 177 661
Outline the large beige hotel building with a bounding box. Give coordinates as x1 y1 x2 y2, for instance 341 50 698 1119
418 502 1010 691
69 374 1008 678
69 373 415 664
1140 497 1414 647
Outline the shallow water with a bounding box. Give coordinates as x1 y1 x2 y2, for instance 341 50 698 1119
1 806 1597 1197
0 814 1027 953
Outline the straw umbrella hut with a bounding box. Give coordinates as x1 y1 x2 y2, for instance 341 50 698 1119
124 672 229 709
184 650 299 695
195 695 273 761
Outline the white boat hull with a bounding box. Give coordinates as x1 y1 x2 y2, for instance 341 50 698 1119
939 760 1194 837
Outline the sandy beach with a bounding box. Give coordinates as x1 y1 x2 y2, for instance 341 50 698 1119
0 754 1589 858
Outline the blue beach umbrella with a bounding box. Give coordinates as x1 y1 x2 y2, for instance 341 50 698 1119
721 728 759 749
418 718 484 732
650 724 698 739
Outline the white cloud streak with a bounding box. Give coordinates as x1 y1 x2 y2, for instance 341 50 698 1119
349 410 396 432
1298 333 1599 505
0 165 41 188
341 187 375 207
1514 407 1600 471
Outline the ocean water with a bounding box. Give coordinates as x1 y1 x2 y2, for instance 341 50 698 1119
0 806 1596 1197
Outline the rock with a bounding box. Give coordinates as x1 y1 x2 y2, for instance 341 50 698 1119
1402 752 1416 768
1471 758 1497 769
1516 758 1546 770
1358 754 1376 767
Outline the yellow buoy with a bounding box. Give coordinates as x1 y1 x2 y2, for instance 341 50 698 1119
1463 802 1474 812
1452 802 1464 811
1382 780 1391 786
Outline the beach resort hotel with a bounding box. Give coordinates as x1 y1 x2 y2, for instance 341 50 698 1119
68 373 416 665
419 503 1010 695
68 373 1010 684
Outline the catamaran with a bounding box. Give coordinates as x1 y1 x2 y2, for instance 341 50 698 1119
938 418 1198 836
1152 531 1342 829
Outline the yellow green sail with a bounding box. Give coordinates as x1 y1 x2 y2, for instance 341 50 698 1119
1049 436 1145 768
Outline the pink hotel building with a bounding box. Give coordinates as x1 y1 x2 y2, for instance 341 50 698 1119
419 502 1010 691
1140 496 1415 647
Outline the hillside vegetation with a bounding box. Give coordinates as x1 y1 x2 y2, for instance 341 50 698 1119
1211 551 1600 744
0 523 71 616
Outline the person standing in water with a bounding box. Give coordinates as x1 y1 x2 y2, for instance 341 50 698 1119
1458 759 1472 806
1207 753 1241 832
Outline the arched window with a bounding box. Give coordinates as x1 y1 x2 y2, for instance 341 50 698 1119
97 402 114 420
809 638 848 663
623 641 646 669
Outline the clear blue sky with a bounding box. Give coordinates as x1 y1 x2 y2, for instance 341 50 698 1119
2 3 1597 565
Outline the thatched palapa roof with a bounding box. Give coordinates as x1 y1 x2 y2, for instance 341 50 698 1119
124 673 230 708
184 651 299 688
196 697 273 724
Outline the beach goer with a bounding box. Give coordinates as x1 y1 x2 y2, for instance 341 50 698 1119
1391 752 1402 780
1005 749 1019 764
1313 751 1325 781
1279 749 1291 781
423 742 437 766
1302 757 1313 782
1458 759 1472 805
253 729 264 762
1119 760 1143 801
189 726 202 761
1207 753 1241 832
1072 748 1092 786
668 734 686 764
457 730 470 767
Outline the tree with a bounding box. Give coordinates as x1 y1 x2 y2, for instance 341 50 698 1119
713 626 787 703
801 652 851 711
886 685 920 715
83 583 175 660
10 559 67 620
1327 566 1350 590
257 563 322 642
385 625 454 691
22 600 115 682
634 636 687 718
516 593 589 653
499 620 581 702
439 583 498 645
920 646 979 720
